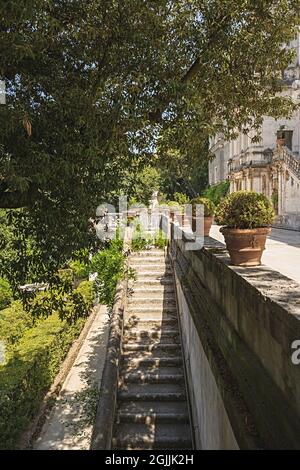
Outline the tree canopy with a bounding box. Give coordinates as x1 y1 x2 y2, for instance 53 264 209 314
0 0 299 280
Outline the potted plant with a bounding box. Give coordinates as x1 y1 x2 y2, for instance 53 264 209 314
191 197 215 236
215 191 275 266
167 201 184 223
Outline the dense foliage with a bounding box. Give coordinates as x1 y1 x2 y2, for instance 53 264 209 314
131 225 168 251
0 279 94 449
90 238 126 307
0 301 33 347
0 277 12 310
173 192 191 205
215 191 275 229
0 1 299 281
0 313 86 449
202 181 230 206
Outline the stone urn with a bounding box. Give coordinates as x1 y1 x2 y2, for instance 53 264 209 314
220 227 271 266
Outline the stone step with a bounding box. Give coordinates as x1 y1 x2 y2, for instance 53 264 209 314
122 356 183 368
116 400 189 417
136 269 172 276
124 328 179 342
119 382 184 395
124 336 180 347
130 262 170 269
131 251 167 258
118 391 186 402
124 318 178 329
125 316 178 328
129 296 176 305
122 372 184 384
132 286 175 295
112 423 192 450
127 306 177 315
113 248 192 451
125 314 177 323
122 347 181 360
121 366 184 377
133 279 173 286
117 410 189 424
123 343 181 353
131 267 170 273
132 261 170 267
128 297 176 307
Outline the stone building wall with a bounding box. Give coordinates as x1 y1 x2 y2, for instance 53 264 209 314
208 34 300 230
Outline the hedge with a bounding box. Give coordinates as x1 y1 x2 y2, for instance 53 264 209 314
0 277 13 310
0 281 94 449
0 301 34 348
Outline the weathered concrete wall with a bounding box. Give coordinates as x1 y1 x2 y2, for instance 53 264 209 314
171 230 300 449
175 278 239 449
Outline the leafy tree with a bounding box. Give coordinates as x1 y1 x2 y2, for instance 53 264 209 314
0 0 299 282
0 277 13 310
158 145 210 198
203 180 230 206
118 165 162 206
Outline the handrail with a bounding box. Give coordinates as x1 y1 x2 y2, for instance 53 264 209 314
90 228 132 450
274 146 300 180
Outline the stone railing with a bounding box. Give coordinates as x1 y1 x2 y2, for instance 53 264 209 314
90 227 132 450
230 160 272 173
274 146 300 180
170 226 300 449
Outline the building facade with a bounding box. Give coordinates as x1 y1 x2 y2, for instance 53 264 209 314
209 33 300 230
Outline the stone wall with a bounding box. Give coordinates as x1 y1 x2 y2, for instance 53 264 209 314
171 230 300 449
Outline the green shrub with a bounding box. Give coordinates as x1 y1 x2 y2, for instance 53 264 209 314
131 223 152 252
131 237 150 251
215 191 275 229
25 278 94 324
0 301 34 349
0 277 13 310
131 226 168 251
167 201 184 214
57 268 74 285
191 197 215 217
69 259 90 280
203 180 230 206
0 313 85 449
76 280 95 310
154 230 168 249
173 192 190 205
167 201 181 208
90 239 125 307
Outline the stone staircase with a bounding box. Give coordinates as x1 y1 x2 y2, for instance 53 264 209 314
112 249 193 450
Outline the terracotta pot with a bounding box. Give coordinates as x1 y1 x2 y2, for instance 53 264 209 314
182 213 191 228
192 216 213 235
220 227 271 266
204 216 213 236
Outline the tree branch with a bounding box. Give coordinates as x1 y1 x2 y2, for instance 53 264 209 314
181 57 201 83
